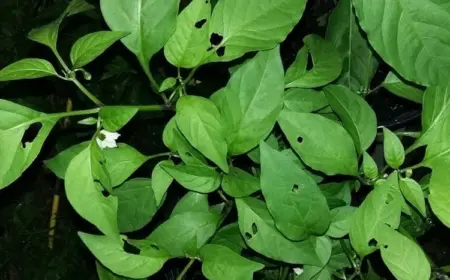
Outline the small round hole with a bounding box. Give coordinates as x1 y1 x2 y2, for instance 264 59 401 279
297 136 304 144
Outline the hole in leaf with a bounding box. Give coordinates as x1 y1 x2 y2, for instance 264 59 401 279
123 241 141 255
205 0 209 3
150 244 160 250
101 189 110 197
306 54 314 71
209 33 223 45
368 238 378 247
216 46 226 57
195 19 207 29
21 122 42 148
292 184 300 193
383 244 388 249
297 136 304 144
244 232 252 240
251 223 258 235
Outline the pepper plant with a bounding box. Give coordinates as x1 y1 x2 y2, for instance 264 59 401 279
0 0 449 279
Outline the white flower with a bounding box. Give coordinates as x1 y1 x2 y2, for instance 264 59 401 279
96 130 120 149
293 267 303 276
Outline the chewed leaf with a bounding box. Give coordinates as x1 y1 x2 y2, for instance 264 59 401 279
0 99 58 189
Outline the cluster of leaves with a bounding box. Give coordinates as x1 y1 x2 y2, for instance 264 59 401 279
0 0 449 279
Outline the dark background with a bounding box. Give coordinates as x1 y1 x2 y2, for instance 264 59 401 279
0 0 448 279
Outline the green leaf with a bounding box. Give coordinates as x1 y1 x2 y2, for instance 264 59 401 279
164 0 211 68
213 47 284 155
353 0 450 86
386 171 412 216
382 72 424 104
283 88 328 113
349 179 402 257
285 47 308 84
362 152 378 180
79 233 169 278
281 149 326 184
210 223 248 254
427 165 450 227
260 142 330 240
412 86 450 150
65 145 119 237
159 77 177 92
326 206 356 238
97 261 141 280
78 117 98 125
151 160 174 206
376 225 431 280
176 95 228 172
319 181 352 209
0 59 58 81
90 139 113 193
100 106 138 132
145 211 220 257
100 0 179 69
28 0 94 49
383 128 405 169
103 144 147 187
200 244 264 280
171 192 209 217
328 240 352 271
161 164 221 193
0 100 58 189
324 85 377 153
247 133 279 164
399 177 426 217
70 31 129 68
45 142 90 179
278 110 358 176
113 178 157 233
206 0 307 62
236 197 331 266
222 167 260 198
285 35 342 89
326 0 378 92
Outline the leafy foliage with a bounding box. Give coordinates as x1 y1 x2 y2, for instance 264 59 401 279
1 0 448 279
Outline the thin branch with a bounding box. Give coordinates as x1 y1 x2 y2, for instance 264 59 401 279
175 258 196 280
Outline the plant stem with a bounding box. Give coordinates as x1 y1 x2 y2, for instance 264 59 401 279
73 79 104 106
134 104 167 111
138 57 159 92
52 49 70 73
147 152 173 160
218 190 230 204
377 131 420 138
401 162 423 172
182 67 198 85
49 108 101 120
176 258 196 280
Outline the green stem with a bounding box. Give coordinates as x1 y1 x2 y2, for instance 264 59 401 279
176 258 196 280
52 48 70 73
218 190 230 204
138 57 159 92
182 67 198 85
377 131 420 138
73 79 104 106
401 162 423 172
147 152 173 161
134 104 167 111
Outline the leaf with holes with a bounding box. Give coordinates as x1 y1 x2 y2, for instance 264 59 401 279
0 100 58 189
285 35 342 89
171 191 209 217
260 142 330 241
161 164 221 193
411 86 450 151
383 72 424 104
324 85 377 153
65 143 119 237
213 47 284 155
0 59 58 81
362 152 378 180
100 0 179 72
200 244 264 280
99 106 138 132
352 0 450 86
164 0 211 68
70 31 129 68
399 177 426 217
278 110 358 176
236 197 331 266
326 0 378 92
113 178 157 233
210 223 248 254
222 167 260 198
283 88 328 113
151 160 174 207
176 95 228 172
349 179 402 257
326 206 356 238
376 225 431 280
383 128 405 169
145 211 220 257
205 0 306 62
28 0 94 50
80 233 169 278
